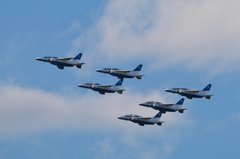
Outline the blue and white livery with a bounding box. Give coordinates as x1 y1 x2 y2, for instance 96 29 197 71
139 98 186 113
165 84 213 99
36 53 85 70
118 112 164 126
78 79 125 95
96 64 144 79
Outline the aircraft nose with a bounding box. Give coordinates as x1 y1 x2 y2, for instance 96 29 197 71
77 84 85 88
35 57 44 61
139 103 147 106
96 69 104 73
36 57 48 62
118 116 125 120
165 89 171 92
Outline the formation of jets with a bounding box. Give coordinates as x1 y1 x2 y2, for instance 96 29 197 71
36 53 214 127
118 84 213 126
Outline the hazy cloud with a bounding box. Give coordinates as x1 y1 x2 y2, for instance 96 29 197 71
0 84 190 138
75 0 240 75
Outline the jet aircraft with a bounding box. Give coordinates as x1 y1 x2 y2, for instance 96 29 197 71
96 64 143 79
165 84 213 99
139 98 186 113
36 53 84 70
78 79 125 95
118 112 164 126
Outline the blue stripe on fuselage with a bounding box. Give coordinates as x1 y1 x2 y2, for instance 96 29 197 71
153 107 176 112
50 61 74 67
132 120 154 125
179 92 203 98
92 87 115 93
110 73 134 78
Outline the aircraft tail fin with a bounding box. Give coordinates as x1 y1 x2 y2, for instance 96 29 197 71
133 64 143 71
176 98 185 105
154 112 162 118
115 79 123 86
202 84 212 91
73 53 82 60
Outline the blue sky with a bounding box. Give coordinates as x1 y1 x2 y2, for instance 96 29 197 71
1 0 240 158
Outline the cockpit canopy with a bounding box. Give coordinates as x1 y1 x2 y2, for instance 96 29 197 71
172 87 188 91
146 101 161 105
44 56 58 58
125 114 141 118
103 67 120 70
85 83 101 85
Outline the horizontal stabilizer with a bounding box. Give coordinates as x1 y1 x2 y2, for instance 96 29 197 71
205 95 213 99
117 89 125 94
76 63 85 68
135 75 144 79
156 121 165 126
178 108 187 113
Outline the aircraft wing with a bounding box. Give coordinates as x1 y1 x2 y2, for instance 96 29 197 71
98 85 112 88
116 70 131 74
57 65 64 69
57 57 73 60
185 90 200 93
159 104 173 107
137 117 151 120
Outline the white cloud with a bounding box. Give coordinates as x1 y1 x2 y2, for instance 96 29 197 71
94 138 117 159
0 84 190 139
0 84 193 159
75 0 240 75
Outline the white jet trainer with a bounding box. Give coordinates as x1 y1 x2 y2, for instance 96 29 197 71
96 64 144 79
36 53 85 70
78 79 125 95
165 84 213 99
139 98 186 113
118 112 164 126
